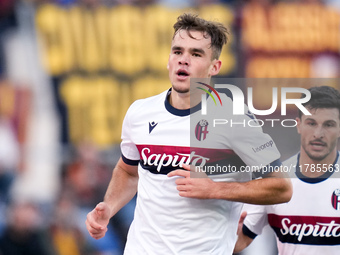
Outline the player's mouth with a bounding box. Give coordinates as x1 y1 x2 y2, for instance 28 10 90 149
176 69 190 80
309 140 327 150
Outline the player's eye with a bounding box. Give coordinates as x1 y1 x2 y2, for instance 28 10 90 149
324 122 336 128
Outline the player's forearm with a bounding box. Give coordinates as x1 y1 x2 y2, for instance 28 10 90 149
233 233 253 254
103 159 138 217
210 174 292 205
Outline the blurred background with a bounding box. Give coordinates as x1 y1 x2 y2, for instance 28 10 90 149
0 0 339 254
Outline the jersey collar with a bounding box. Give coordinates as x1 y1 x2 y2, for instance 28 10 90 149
164 89 201 117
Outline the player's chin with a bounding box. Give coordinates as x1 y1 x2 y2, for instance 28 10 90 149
172 84 190 94
308 151 329 161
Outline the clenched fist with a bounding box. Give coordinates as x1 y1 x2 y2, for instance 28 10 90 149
85 202 111 239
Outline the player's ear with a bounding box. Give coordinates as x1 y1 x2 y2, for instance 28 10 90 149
296 117 301 134
167 56 170 70
209 59 222 76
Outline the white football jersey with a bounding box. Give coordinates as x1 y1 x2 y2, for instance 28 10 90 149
243 153 340 255
121 89 281 255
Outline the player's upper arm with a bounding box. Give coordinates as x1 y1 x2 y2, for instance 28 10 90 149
242 224 258 239
230 112 281 171
233 223 257 253
117 155 139 177
242 203 269 236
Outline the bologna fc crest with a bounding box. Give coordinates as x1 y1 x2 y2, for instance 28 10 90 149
195 119 209 141
331 189 340 210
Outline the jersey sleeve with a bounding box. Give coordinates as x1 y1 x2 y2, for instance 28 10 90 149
120 102 140 166
242 203 269 239
230 109 281 171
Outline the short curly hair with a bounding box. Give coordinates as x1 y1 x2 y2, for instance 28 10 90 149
173 13 229 60
298 86 340 118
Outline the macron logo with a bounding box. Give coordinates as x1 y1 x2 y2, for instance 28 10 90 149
149 121 158 134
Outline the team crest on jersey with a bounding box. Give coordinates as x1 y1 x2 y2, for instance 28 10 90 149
195 119 209 141
331 189 340 210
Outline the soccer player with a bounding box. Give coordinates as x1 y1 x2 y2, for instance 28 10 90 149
86 13 292 254
234 86 340 255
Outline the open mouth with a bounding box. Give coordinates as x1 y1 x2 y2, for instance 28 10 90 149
176 69 189 77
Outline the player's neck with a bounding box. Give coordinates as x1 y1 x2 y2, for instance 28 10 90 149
299 149 338 178
169 90 191 110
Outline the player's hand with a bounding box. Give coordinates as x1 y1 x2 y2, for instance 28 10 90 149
85 202 111 239
167 164 215 199
237 211 247 236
